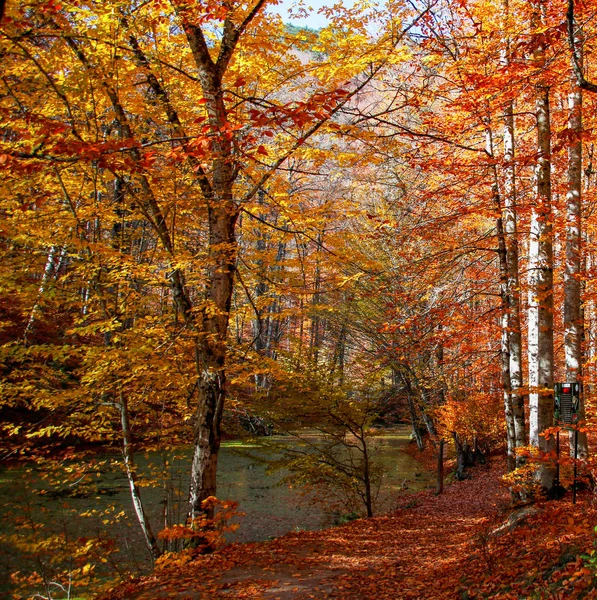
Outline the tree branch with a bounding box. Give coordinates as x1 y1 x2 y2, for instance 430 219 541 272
567 0 597 93
216 0 268 78
241 1 439 204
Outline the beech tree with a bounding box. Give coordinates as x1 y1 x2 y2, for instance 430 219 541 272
500 0 526 468
7 3 597 593
567 0 592 457
0 0 436 531
526 0 556 490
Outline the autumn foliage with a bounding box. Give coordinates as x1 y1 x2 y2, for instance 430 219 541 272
96 460 597 599
5 0 597 597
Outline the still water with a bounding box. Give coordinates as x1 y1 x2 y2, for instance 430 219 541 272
0 427 433 598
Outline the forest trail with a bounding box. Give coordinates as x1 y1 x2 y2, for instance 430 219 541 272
101 459 597 599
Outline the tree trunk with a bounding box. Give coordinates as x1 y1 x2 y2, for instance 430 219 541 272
452 432 473 481
187 202 238 525
188 368 224 521
503 101 526 461
361 428 374 518
565 31 589 457
310 232 323 364
397 368 424 450
23 245 66 345
407 390 424 451
252 191 269 388
528 5 556 491
485 125 516 472
420 387 438 440
331 321 347 383
119 393 161 564
501 0 526 466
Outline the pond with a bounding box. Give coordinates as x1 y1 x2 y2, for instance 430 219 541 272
0 427 434 599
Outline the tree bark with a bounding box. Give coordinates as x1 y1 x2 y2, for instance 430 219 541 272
503 101 526 460
252 191 270 379
565 29 589 457
485 125 516 472
119 393 161 564
23 245 66 345
452 432 473 481
187 203 238 523
528 4 556 491
501 0 526 467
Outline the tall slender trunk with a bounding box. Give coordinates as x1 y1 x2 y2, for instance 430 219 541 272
502 0 526 465
435 326 446 406
485 125 516 471
565 30 589 457
528 4 556 491
310 232 323 364
119 393 161 564
265 236 288 359
252 191 269 388
503 102 526 459
360 427 374 518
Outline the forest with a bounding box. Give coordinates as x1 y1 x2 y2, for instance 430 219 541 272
3 0 597 597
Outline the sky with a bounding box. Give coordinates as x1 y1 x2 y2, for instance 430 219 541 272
268 0 355 29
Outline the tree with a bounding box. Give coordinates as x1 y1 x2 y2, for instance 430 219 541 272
527 0 556 491
566 0 590 457
1 0 431 533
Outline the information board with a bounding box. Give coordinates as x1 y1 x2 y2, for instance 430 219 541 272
554 382 581 424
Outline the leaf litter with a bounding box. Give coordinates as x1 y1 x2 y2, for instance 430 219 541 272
98 458 597 599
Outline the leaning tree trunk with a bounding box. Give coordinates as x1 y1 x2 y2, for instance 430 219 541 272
23 245 67 345
60 44 169 557
398 369 424 451
528 4 556 492
119 393 162 564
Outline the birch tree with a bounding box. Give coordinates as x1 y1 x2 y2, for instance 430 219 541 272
566 0 589 457
528 1 555 491
501 0 526 467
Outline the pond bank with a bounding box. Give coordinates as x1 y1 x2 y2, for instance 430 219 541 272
97 459 512 599
0 426 431 598
99 458 597 600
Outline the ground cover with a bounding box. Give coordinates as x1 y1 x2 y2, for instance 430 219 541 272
98 457 597 599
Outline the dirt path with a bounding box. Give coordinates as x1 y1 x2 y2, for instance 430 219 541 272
107 460 522 599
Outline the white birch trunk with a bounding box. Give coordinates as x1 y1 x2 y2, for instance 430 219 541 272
565 36 588 456
503 105 526 458
23 245 67 344
119 393 161 564
528 7 556 490
501 0 526 463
